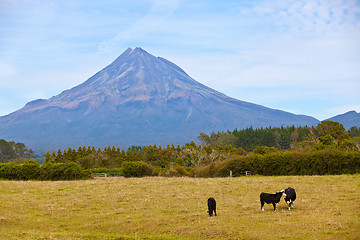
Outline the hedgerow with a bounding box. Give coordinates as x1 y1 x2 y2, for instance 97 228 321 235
0 160 91 180
212 149 360 177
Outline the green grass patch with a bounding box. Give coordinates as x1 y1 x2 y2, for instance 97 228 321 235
1 175 359 239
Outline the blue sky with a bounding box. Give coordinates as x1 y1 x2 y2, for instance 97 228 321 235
0 0 359 120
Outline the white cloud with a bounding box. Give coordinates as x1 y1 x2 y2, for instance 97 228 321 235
237 0 360 40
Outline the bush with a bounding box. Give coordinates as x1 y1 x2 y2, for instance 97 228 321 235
40 162 92 180
253 146 279 155
20 160 41 180
215 155 255 177
0 162 22 180
122 161 154 178
0 161 91 180
193 162 219 177
210 149 360 177
167 165 190 177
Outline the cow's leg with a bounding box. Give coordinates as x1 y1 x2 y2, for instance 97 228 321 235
207 209 212 216
261 200 265 211
272 203 276 212
214 208 217 216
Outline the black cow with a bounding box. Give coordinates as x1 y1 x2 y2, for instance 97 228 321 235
284 187 296 210
207 197 217 216
260 190 286 212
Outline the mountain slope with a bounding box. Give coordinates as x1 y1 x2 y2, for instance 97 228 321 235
0 47 319 153
326 111 360 129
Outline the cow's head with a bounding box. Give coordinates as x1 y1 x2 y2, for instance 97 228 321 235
280 190 287 198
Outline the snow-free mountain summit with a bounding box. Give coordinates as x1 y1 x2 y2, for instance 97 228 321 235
0 47 319 152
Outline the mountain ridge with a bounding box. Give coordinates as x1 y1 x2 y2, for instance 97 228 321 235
326 111 360 129
0 47 325 153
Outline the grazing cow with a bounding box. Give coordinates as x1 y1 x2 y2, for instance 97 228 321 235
284 187 296 210
207 197 217 216
260 190 286 212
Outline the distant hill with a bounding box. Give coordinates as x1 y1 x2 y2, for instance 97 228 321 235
326 111 360 129
0 47 319 153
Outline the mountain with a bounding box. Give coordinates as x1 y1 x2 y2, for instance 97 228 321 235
0 47 319 153
326 111 360 129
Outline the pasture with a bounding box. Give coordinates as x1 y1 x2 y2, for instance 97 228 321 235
0 175 359 240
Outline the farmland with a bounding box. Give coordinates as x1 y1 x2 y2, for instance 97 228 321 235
0 175 359 239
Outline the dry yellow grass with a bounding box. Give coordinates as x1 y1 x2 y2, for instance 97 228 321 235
0 175 359 239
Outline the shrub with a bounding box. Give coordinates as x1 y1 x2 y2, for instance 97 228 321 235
193 162 219 177
20 160 41 180
0 162 21 180
167 165 190 177
0 161 92 181
253 146 279 155
0 160 41 180
40 162 92 180
212 149 360 177
122 161 154 178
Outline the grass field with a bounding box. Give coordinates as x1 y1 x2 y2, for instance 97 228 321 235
0 175 359 240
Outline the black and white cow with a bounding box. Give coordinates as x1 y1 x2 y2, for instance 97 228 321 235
284 187 296 210
207 197 217 216
260 190 286 212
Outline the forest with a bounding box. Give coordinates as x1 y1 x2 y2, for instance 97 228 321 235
1 121 359 180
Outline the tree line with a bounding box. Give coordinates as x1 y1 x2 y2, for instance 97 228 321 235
199 124 360 152
43 140 245 174
0 139 33 163
0 121 359 180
